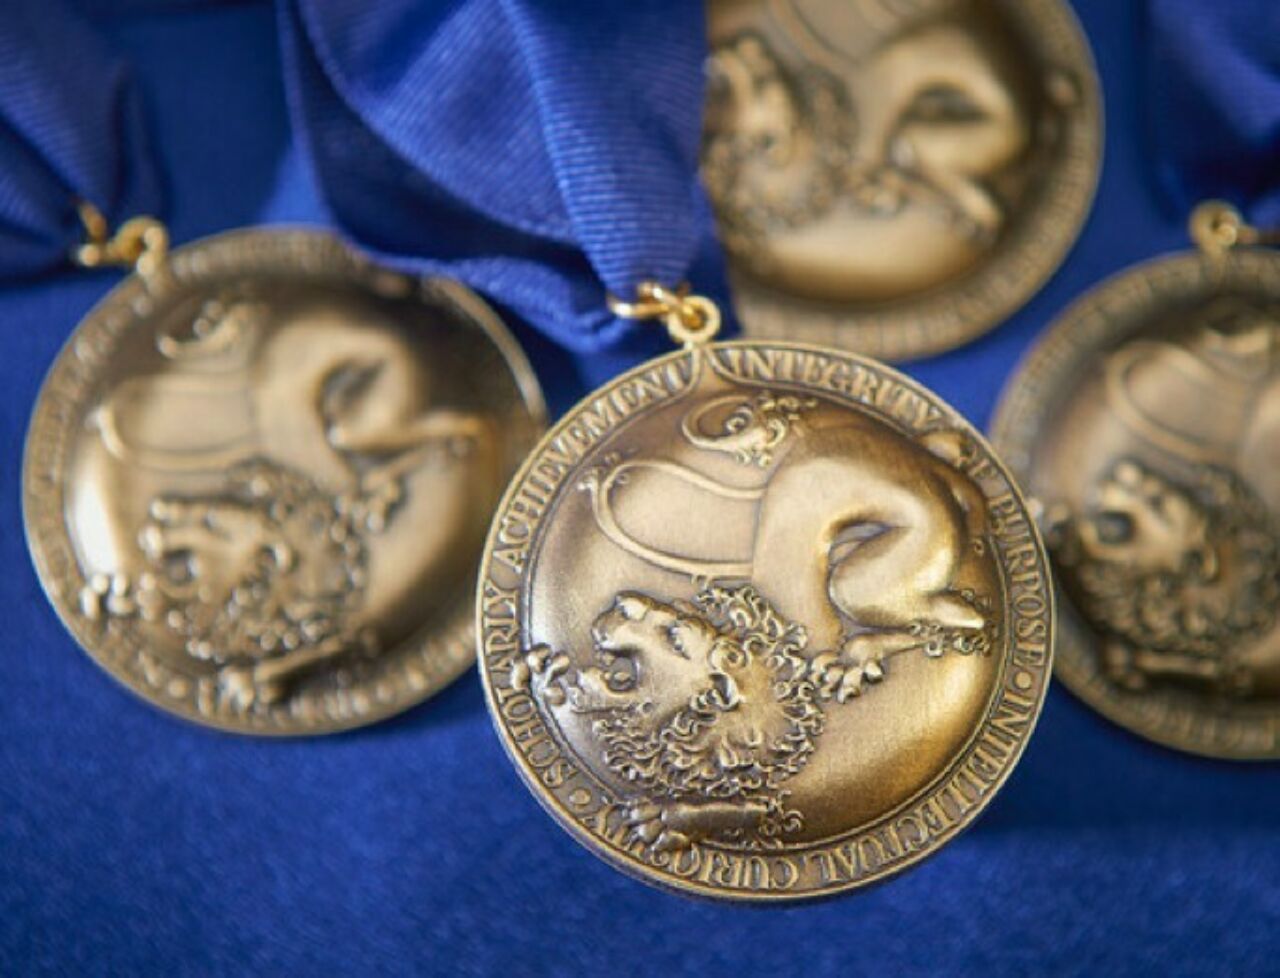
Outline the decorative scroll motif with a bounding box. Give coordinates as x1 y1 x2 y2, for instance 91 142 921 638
681 391 818 466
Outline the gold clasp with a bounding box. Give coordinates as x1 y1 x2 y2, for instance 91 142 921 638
607 280 722 348
73 199 169 278
1189 200 1280 260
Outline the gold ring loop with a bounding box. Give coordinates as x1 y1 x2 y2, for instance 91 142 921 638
1189 200 1280 259
606 280 722 348
73 199 169 277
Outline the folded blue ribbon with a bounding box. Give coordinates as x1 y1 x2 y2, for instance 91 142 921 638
0 0 163 279
8 0 1278 335
1146 0 1280 226
279 0 726 352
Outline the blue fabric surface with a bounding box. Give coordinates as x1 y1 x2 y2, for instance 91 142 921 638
279 0 730 354
1145 0 1280 226
0 0 163 278
1 2 1279 975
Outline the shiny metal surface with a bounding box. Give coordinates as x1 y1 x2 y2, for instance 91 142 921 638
24 228 545 734
702 0 1101 359
479 341 1052 898
993 248 1280 758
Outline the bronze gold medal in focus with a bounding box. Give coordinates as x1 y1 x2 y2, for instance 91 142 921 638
992 202 1280 759
478 284 1053 899
24 216 545 734
701 0 1101 360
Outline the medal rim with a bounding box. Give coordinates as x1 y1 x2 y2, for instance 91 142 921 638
22 225 547 736
477 338 1054 900
711 0 1104 362
990 246 1280 760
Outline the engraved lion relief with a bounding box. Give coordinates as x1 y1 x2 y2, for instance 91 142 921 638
74 293 490 708
702 0 1065 301
1050 460 1279 695
1046 300 1280 696
517 387 994 852
523 584 822 851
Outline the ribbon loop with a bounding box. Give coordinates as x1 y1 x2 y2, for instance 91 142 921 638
280 0 727 352
0 0 163 279
608 280 722 348
73 200 169 278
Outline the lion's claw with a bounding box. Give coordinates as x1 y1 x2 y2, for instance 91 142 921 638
523 645 571 707
217 665 288 711
219 666 257 710
623 803 692 853
651 830 693 853
626 805 664 846
812 649 885 703
835 658 884 703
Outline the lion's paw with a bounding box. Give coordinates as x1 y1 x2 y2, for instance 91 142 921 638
623 799 772 851
1100 642 1149 692
624 802 693 853
811 648 885 704
908 611 994 659
513 645 571 708
219 666 257 710
515 646 638 714
217 665 287 711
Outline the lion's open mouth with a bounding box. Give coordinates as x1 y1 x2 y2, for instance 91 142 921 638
589 637 639 693
1086 507 1136 547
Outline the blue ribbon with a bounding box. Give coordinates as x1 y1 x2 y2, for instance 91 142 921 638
6 0 1280 325
0 0 163 279
279 0 726 352
1146 0 1280 226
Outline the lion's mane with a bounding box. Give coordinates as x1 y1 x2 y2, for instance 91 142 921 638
1061 466 1279 661
592 583 824 845
136 459 378 666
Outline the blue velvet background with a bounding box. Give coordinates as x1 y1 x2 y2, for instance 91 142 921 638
2 2 1278 975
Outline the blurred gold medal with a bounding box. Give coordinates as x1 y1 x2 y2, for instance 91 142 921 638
702 0 1101 359
992 202 1280 758
25 221 545 733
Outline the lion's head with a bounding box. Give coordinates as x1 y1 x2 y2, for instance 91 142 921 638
84 460 380 669
702 33 852 254
590 592 729 723
582 584 824 844
1052 459 1279 665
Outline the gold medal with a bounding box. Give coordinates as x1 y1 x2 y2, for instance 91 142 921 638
992 202 1280 758
478 284 1052 898
24 218 545 734
701 0 1101 359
